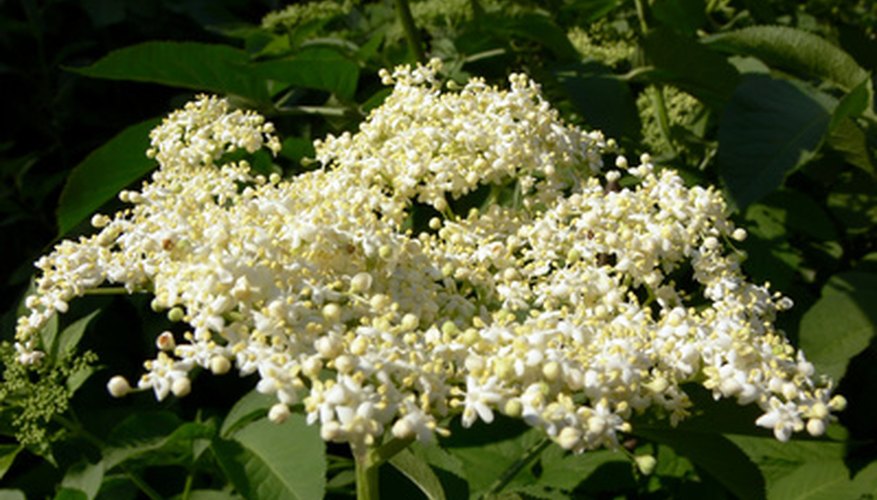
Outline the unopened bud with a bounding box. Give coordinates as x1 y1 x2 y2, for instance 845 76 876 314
171 377 191 397
156 331 175 351
268 403 290 424
210 356 232 375
107 376 131 398
350 272 373 293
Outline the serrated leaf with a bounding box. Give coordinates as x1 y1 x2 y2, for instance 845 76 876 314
728 435 846 486
0 445 21 481
54 310 100 359
718 75 835 208
389 448 446 500
104 415 215 470
108 410 181 443
71 42 269 102
220 390 275 438
635 429 766 500
213 416 325 500
247 47 359 101
799 274 877 381
56 118 160 236
767 459 877 500
704 26 869 93
642 28 740 107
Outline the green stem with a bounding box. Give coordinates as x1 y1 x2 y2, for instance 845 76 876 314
352 442 380 500
633 0 675 156
351 437 413 500
274 105 352 117
394 0 426 63
182 470 194 500
647 86 676 155
484 437 552 497
633 0 649 33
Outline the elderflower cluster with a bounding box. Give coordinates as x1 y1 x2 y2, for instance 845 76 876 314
16 61 843 452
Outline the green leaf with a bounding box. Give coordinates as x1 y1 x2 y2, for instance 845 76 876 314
173 490 241 500
704 26 870 93
56 118 160 236
38 314 59 362
635 429 765 500
651 0 706 36
728 435 846 486
827 170 877 234
61 460 105 500
0 445 21 481
54 310 100 359
560 0 623 24
219 390 275 438
444 427 543 497
474 13 578 61
745 190 837 241
537 446 624 491
829 78 871 130
108 410 182 444
0 491 26 500
53 489 87 500
70 42 269 102
642 28 740 107
279 138 316 165
389 448 446 500
104 413 215 470
827 118 877 179
248 47 359 101
66 365 98 394
556 62 642 144
768 459 877 500
718 75 835 208
799 273 877 380
213 415 326 500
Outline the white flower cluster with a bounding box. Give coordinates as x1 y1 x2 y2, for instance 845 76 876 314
16 61 843 451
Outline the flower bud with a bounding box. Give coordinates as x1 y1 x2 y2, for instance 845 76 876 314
107 376 131 398
349 272 373 293
171 377 191 397
392 418 414 439
210 356 231 375
268 403 290 424
156 331 176 351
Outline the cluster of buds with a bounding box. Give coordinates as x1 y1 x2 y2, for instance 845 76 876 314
15 61 843 452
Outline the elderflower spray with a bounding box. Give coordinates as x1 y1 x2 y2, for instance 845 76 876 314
16 61 843 455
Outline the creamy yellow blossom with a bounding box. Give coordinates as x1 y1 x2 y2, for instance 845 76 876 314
16 61 842 452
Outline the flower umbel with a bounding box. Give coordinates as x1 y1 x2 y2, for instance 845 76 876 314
16 61 842 452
